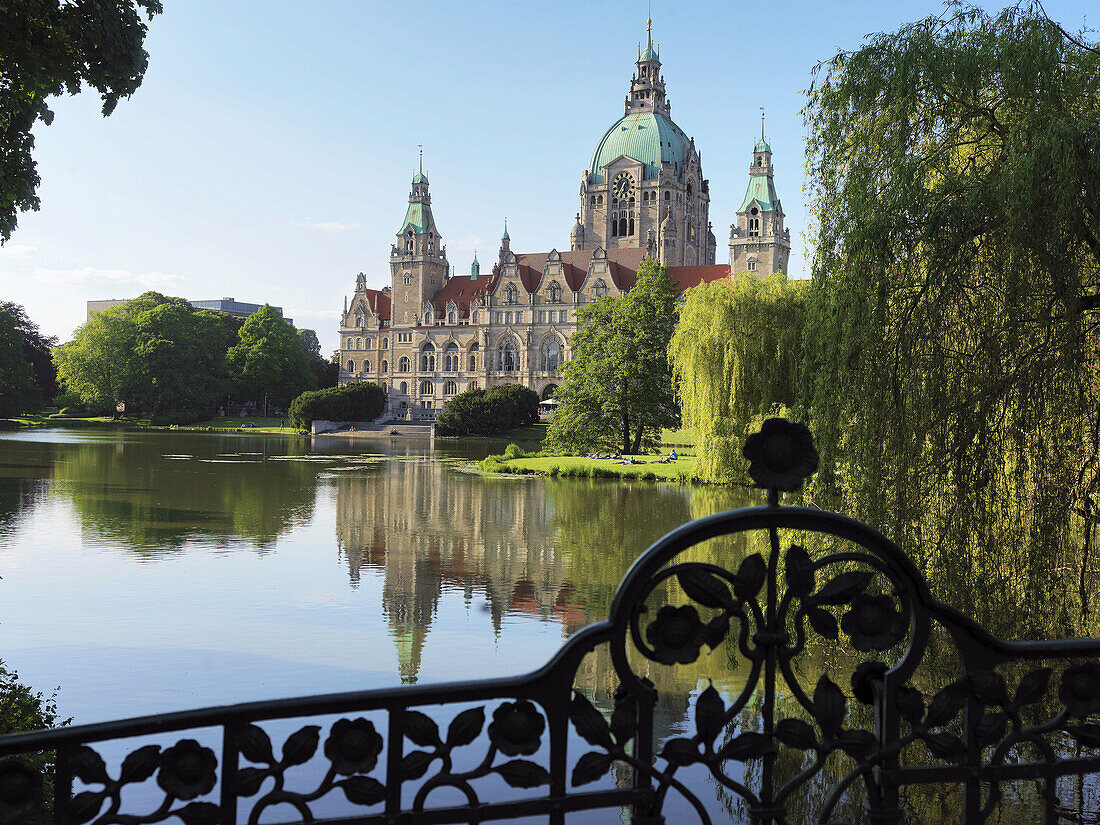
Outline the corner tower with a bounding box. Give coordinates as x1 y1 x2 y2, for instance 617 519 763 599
574 19 712 265
390 159 449 327
729 119 791 277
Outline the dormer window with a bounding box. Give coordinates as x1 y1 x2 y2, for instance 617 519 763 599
548 282 562 303
594 279 609 299
504 283 518 305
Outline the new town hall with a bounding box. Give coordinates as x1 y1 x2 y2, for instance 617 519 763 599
337 23 791 416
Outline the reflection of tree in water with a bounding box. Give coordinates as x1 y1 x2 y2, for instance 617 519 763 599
0 476 47 538
49 434 321 552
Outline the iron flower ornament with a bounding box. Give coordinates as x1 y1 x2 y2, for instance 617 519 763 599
324 718 384 775
742 418 819 492
487 701 545 756
156 740 217 800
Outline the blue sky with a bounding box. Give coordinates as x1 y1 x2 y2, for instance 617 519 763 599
0 0 1093 354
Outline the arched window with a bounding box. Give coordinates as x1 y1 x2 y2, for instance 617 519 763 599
346 338 353 349
399 381 408 395
619 217 627 236
611 215 618 237
363 359 371 372
594 279 608 299
444 381 457 396
548 282 562 303
405 230 414 252
448 311 456 324
347 360 355 373
398 356 410 372
382 338 388 349
469 341 479 372
664 191 670 201
541 337 565 372
420 342 436 372
499 338 518 372
382 360 388 374
747 258 758 271
356 337 362 349
468 381 479 391
419 380 433 396
504 283 518 305
628 217 635 236
444 343 459 372
597 194 603 205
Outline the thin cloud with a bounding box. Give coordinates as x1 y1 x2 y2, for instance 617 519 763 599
447 234 483 254
289 308 342 319
0 244 38 257
294 219 362 233
34 267 185 288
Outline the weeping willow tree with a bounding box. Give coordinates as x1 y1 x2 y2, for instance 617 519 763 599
669 273 807 484
802 2 1100 636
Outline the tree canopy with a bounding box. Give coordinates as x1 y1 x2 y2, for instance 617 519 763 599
669 273 807 483
0 0 162 241
0 301 57 402
0 307 42 416
548 257 680 454
226 305 315 408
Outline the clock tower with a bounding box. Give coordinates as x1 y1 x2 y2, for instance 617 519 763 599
572 19 713 265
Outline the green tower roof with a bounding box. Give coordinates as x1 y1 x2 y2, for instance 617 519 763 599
739 172 780 213
412 170 429 184
589 111 690 183
754 137 772 153
398 201 437 235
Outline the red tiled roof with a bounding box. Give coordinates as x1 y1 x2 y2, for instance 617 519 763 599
364 289 391 321
667 264 731 291
517 263 542 293
431 276 489 315
513 247 650 293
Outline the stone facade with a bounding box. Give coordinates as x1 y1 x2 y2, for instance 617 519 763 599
337 21 791 418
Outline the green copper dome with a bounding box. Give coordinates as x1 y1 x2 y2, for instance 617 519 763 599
412 170 429 184
589 111 690 183
754 137 771 153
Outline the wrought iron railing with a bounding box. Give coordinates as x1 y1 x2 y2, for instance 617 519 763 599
2 418 1100 824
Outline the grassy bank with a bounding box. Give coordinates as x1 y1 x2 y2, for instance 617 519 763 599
1 414 304 436
483 454 695 481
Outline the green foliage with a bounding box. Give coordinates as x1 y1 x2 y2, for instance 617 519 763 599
669 274 807 483
0 0 162 240
548 257 680 455
799 2 1100 635
54 294 230 417
0 307 42 416
503 443 525 460
227 306 315 408
436 384 540 436
288 382 386 429
129 304 228 415
0 302 57 401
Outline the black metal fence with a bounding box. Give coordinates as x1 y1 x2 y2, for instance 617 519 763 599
2 419 1099 824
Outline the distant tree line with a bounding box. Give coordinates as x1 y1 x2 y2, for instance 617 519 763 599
0 293 339 423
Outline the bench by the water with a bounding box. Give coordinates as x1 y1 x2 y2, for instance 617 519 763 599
2 418 1098 824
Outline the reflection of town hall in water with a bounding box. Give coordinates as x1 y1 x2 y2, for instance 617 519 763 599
338 22 791 414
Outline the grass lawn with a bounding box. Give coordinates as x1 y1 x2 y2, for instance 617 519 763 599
661 427 697 447
486 453 695 481
174 416 302 434
0 414 53 431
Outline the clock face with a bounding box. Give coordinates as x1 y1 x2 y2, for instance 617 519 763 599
613 173 634 201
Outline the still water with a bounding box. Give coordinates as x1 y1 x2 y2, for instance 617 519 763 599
0 427 752 725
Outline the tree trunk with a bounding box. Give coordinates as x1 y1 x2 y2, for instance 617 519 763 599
631 423 644 454
621 411 632 455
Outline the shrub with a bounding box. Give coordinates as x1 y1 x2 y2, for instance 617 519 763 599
503 443 525 460
289 382 386 429
437 384 540 436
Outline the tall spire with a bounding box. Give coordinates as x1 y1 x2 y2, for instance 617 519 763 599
761 108 765 141
502 218 509 241
630 16 665 115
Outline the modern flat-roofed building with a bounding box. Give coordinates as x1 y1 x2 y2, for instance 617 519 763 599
87 297 285 321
